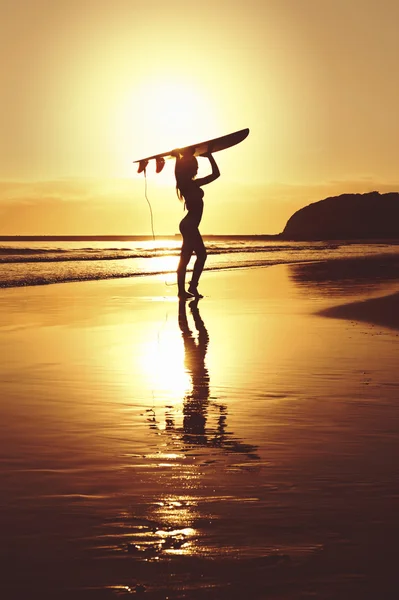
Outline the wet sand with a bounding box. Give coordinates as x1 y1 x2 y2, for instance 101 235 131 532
321 291 399 331
1 261 399 599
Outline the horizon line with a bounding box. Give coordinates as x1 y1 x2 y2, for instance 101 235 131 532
0 233 281 240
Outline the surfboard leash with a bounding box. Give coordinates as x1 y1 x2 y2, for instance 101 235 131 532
140 164 182 289
143 166 155 241
141 166 181 288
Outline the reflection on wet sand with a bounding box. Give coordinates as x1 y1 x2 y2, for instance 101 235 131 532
290 254 399 297
135 300 259 560
147 299 259 457
179 299 210 446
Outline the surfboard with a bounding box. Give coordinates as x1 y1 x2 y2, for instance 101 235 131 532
134 128 249 174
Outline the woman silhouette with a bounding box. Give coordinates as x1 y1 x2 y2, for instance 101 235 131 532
175 150 220 299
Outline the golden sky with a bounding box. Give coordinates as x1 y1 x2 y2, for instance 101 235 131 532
1 0 399 235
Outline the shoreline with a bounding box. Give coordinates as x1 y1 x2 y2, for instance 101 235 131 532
1 255 399 332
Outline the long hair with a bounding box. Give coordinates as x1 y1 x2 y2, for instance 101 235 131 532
175 154 198 202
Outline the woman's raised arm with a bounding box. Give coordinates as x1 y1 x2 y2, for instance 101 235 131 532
195 152 220 186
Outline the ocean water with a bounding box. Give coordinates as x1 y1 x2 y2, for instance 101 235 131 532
1 237 399 288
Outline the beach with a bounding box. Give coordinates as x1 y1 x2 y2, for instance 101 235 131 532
1 259 399 599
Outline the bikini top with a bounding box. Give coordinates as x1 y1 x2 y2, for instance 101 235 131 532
180 181 204 221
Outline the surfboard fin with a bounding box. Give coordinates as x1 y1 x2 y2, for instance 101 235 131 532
155 157 165 173
137 160 149 174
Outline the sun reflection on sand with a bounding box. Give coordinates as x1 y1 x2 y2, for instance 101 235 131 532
140 324 191 403
153 497 198 555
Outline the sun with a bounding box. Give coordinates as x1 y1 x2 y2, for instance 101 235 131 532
142 79 213 148
115 75 219 175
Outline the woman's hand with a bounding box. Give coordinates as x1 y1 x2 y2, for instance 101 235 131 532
200 142 214 158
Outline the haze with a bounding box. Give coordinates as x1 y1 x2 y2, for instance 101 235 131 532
1 0 399 235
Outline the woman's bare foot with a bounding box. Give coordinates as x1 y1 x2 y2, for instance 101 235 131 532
178 291 195 300
188 284 203 299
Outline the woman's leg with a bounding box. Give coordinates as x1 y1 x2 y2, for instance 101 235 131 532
177 235 194 297
188 230 207 293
